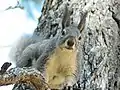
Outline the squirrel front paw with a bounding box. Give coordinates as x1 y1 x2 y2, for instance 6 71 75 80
62 76 75 90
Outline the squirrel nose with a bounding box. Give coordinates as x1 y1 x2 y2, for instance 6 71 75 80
67 38 75 47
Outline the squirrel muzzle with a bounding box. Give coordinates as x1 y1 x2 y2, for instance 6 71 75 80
65 36 76 50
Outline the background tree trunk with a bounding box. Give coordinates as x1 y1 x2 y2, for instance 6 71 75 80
33 0 120 90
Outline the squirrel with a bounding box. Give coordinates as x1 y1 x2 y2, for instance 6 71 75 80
10 4 87 89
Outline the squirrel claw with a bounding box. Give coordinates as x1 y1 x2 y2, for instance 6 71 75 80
63 86 73 90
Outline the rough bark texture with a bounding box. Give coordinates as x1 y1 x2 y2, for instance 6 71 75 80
33 0 120 90
0 67 49 90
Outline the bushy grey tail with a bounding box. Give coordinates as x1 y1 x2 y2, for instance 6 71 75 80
9 35 36 65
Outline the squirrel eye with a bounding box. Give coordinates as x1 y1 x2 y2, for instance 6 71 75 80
61 30 66 36
78 36 81 40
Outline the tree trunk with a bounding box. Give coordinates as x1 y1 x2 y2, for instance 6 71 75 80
33 0 120 90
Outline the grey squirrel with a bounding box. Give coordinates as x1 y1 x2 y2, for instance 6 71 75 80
10 5 87 89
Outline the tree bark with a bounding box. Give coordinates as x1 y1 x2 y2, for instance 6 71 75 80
0 67 49 90
33 0 120 90
2 0 119 90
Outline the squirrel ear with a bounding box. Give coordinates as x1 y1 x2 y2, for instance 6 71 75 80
78 12 88 33
62 4 70 29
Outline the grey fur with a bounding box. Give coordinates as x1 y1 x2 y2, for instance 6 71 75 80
10 4 87 89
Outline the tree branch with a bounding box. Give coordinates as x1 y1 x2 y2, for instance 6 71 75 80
0 67 49 90
5 1 24 11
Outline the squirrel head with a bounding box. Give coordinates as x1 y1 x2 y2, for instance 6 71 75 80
56 5 87 51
